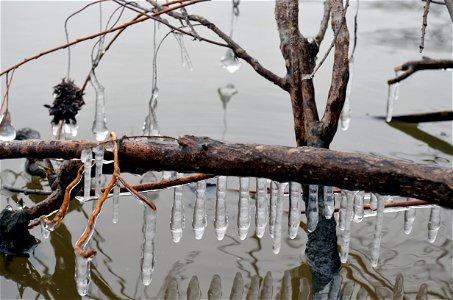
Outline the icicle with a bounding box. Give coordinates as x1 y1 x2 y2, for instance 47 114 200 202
112 185 120 224
269 181 278 238
246 275 260 300
386 73 400 123
208 274 222 300
142 87 160 136
214 176 228 240
428 205 441 243
187 275 201 300
230 272 244 300
353 191 364 223
261 271 273 299
218 84 238 110
404 206 416 234
75 254 91 296
255 178 268 238
0 111 16 141
141 206 157 286
80 149 92 202
40 219 50 239
370 192 378 210
340 57 354 130
192 180 207 240
174 33 193 71
220 49 240 73
393 273 404 300
307 185 319 232
279 271 292 300
371 193 387 267
93 145 104 198
323 186 334 219
90 71 109 141
340 190 355 263
273 182 287 254
288 182 301 239
338 191 347 230
238 177 250 240
170 183 185 243
165 278 180 300
416 283 428 300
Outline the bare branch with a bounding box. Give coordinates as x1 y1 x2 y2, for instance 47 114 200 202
387 58 453 84
420 0 431 53
314 0 332 47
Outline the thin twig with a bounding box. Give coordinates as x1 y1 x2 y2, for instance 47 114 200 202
1 69 15 113
420 0 431 53
387 58 453 85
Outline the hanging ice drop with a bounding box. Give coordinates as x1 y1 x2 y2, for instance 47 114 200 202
112 185 120 224
288 182 301 239
340 57 354 130
323 186 335 219
75 254 91 296
192 180 207 240
93 145 104 198
220 49 240 73
427 205 441 243
307 185 319 232
255 178 268 238
0 111 16 141
214 176 228 240
141 206 157 286
80 149 92 202
170 183 185 243
237 177 250 240
90 71 109 141
272 182 286 254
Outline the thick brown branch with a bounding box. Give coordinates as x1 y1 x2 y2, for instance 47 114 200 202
387 59 453 84
1 136 452 208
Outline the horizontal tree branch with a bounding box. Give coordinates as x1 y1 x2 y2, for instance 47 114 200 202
387 110 453 123
0 136 452 208
387 58 453 84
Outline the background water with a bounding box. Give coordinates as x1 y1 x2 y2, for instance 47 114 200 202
0 1 452 299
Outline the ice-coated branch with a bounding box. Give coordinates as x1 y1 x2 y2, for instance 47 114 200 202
1 135 453 208
387 58 453 85
420 0 431 53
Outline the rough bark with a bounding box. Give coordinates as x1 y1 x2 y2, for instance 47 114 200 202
0 136 452 207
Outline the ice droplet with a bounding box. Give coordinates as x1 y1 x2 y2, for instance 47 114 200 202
220 49 240 73
81 149 92 202
0 111 16 141
255 178 268 238
238 177 250 240
75 254 91 296
288 182 301 239
170 182 185 243
192 180 207 240
141 206 157 286
40 219 50 239
214 176 228 240
307 185 319 233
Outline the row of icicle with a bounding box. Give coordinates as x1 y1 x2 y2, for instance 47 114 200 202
35 145 441 296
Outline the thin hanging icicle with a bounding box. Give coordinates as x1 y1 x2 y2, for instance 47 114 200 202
208 274 222 300
214 176 228 240
273 182 287 254
246 275 260 300
255 178 268 238
269 181 278 238
353 191 364 223
288 182 301 239
371 193 387 267
187 275 201 300
369 192 378 211
261 271 273 299
170 182 185 243
90 71 109 141
238 177 250 240
75 254 91 296
192 180 207 240
112 185 120 224
307 185 319 232
141 206 157 286
80 149 92 202
340 190 355 263
174 33 193 71
340 57 354 131
230 272 244 300
93 145 104 198
404 205 416 235
428 205 441 243
323 186 334 219
142 87 160 136
338 191 347 230
385 71 401 122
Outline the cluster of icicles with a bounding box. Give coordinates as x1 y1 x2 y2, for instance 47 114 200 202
36 146 441 296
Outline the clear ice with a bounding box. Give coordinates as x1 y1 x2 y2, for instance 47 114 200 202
112 185 120 224
273 182 287 254
0 111 16 141
369 192 378 211
192 180 207 240
81 148 92 202
386 72 401 122
269 181 278 238
75 254 91 296
307 185 319 233
220 49 240 73
187 275 201 300
288 182 301 239
428 205 441 243
404 206 416 234
174 33 193 71
371 193 387 267
214 176 228 240
338 191 347 230
141 206 157 286
353 191 364 223
340 190 355 263
340 56 354 130
90 71 109 141
238 177 250 240
255 178 268 238
323 186 335 219
93 145 104 198
142 87 160 136
170 183 185 243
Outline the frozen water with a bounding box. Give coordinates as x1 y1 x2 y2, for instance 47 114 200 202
170 184 185 243
340 190 355 263
192 180 207 240
220 49 240 73
142 87 160 136
75 254 91 296
323 186 334 219
174 33 193 71
214 176 228 240
428 205 441 243
288 182 301 239
0 111 16 141
404 206 416 234
90 71 109 141
93 145 104 198
307 185 319 232
238 177 250 240
272 182 287 254
269 181 278 238
112 185 120 224
81 148 92 202
341 57 354 130
255 178 268 238
217 84 238 110
371 193 388 267
141 207 157 286
353 191 364 223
